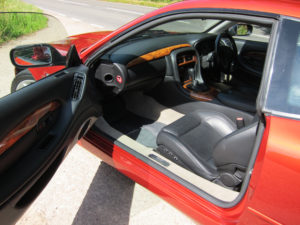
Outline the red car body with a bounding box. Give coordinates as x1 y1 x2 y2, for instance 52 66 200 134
12 0 300 224
79 1 300 224
24 31 112 80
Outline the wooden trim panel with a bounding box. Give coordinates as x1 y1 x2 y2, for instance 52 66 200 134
178 55 197 67
0 102 60 156
127 44 191 68
183 80 218 101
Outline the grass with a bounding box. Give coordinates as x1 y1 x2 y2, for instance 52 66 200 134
0 0 48 44
103 0 181 8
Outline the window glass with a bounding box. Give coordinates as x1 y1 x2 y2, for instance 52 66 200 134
265 18 300 115
124 19 221 43
151 19 221 33
287 35 300 107
234 25 270 42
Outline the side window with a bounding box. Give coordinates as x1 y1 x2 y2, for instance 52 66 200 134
287 35 300 108
265 18 300 116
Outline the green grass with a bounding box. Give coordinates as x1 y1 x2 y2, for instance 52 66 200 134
103 0 181 8
0 0 48 44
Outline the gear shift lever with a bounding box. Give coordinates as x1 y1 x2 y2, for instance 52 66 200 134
187 67 209 92
188 68 198 87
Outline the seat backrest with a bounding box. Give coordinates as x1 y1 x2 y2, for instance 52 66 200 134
213 121 258 172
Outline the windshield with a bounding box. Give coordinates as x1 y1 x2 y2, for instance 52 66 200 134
151 19 221 33
126 19 221 42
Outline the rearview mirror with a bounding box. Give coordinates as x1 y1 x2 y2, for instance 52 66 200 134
228 24 253 36
10 44 66 68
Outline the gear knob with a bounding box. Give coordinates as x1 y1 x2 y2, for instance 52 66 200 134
187 67 209 92
187 68 197 87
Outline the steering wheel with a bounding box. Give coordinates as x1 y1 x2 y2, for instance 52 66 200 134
214 32 237 74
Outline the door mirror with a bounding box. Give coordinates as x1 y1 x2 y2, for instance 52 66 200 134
228 24 253 36
10 44 66 68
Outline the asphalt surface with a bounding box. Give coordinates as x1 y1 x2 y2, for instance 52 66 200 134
23 0 155 30
0 1 197 225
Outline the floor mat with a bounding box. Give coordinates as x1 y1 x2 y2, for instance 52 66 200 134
108 111 165 148
104 92 184 148
126 122 165 148
123 92 184 125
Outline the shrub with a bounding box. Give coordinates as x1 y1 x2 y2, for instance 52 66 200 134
0 0 47 44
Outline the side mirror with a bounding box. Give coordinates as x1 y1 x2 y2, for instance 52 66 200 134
10 44 66 68
228 24 253 36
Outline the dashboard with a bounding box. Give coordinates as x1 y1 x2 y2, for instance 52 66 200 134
94 32 266 94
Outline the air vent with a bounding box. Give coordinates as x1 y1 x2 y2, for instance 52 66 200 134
72 73 84 100
186 55 193 61
177 57 184 64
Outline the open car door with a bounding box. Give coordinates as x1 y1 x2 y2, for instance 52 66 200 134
0 13 102 224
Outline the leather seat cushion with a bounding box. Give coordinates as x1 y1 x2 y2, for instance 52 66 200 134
157 110 236 179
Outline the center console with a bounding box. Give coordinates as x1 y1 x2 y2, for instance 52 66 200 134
170 47 218 102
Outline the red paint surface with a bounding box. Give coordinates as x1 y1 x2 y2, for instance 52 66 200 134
239 116 300 224
69 31 113 54
79 115 300 224
80 132 247 225
28 66 65 80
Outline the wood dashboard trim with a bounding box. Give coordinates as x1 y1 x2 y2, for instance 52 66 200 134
127 44 191 68
183 80 218 101
178 55 197 67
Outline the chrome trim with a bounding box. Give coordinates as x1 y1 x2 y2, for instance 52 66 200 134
263 109 300 120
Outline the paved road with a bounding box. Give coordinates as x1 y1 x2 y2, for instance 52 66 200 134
24 0 155 30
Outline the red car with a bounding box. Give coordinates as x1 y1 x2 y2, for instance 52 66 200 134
2 0 300 224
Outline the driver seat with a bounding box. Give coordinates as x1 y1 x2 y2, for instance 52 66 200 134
156 110 258 187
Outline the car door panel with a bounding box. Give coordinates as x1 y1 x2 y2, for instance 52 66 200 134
0 65 101 224
234 39 268 86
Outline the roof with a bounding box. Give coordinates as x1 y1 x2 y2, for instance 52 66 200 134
158 0 300 19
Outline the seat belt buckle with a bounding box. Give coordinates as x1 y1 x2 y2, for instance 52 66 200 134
236 117 245 129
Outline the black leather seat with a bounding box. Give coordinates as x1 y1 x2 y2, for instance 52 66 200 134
156 110 258 187
217 86 258 113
